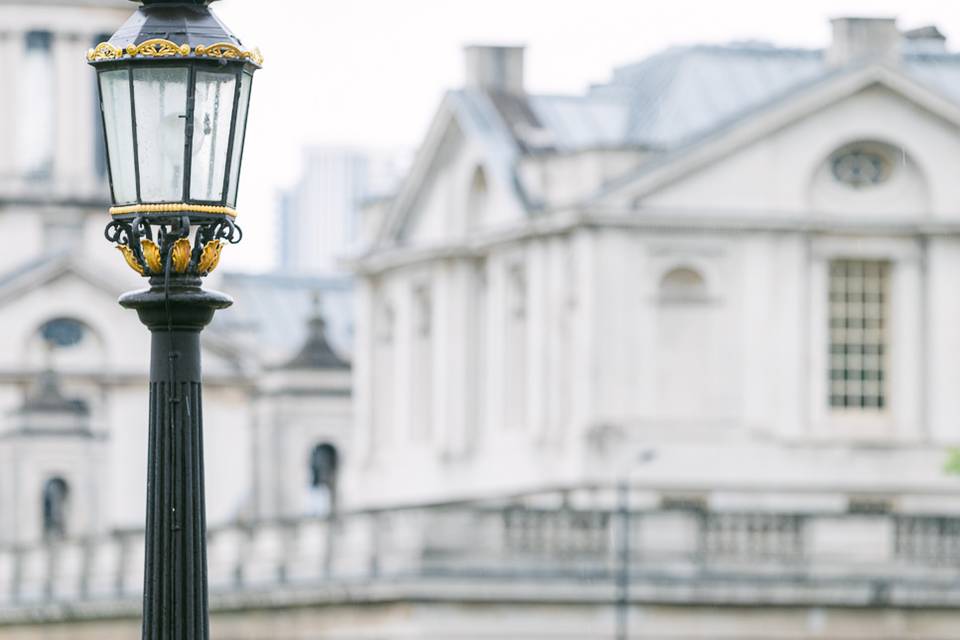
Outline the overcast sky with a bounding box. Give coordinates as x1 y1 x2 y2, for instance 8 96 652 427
212 0 960 271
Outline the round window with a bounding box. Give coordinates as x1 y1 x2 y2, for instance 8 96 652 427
829 144 894 188
40 318 86 349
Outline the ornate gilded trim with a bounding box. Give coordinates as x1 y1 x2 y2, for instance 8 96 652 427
106 217 239 278
246 48 265 67
193 42 264 66
197 240 224 275
110 203 238 218
129 39 191 58
88 42 123 62
117 245 145 276
88 40 263 66
171 238 192 274
141 239 163 273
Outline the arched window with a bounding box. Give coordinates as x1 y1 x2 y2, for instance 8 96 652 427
42 477 69 539
655 266 716 420
659 267 708 302
809 139 929 215
40 318 87 349
310 444 338 488
307 444 338 516
27 316 106 372
467 166 489 231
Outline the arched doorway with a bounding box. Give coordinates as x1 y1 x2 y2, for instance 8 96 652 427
42 477 70 539
307 444 339 516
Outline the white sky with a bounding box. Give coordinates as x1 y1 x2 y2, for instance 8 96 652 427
212 0 960 271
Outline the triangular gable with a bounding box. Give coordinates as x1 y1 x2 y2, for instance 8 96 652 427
0 252 245 373
595 64 960 206
0 252 130 306
377 90 530 249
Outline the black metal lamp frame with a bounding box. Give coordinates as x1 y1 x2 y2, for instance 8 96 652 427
89 0 260 279
88 1 260 637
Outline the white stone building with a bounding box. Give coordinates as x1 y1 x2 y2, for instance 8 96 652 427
348 20 960 509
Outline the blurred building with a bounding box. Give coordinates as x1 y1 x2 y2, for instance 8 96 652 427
277 147 407 274
349 19 960 508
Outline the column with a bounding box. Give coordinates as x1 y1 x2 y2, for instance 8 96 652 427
121 278 232 640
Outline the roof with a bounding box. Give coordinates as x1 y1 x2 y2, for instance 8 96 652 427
213 272 353 365
279 313 350 371
459 43 960 155
594 45 826 149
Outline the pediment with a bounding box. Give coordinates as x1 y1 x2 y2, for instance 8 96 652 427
377 91 530 251
597 65 960 219
0 254 243 375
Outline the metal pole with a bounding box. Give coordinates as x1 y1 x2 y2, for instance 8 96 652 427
122 277 232 640
616 480 630 640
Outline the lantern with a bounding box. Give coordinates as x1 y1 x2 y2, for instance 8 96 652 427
88 0 261 277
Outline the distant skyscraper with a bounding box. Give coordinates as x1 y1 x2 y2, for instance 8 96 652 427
278 147 407 274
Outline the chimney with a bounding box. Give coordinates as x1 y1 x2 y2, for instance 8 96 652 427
464 45 525 94
903 25 948 54
827 17 900 67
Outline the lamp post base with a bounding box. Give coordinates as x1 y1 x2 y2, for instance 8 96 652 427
120 278 232 640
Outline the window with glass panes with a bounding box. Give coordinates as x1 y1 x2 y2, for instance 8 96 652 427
828 260 888 410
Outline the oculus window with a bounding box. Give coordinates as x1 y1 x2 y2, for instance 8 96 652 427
829 142 896 188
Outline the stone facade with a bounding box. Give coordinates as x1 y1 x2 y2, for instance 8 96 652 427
347 19 960 511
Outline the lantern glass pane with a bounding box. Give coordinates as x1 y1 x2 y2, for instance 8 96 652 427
190 70 237 202
98 69 137 204
133 67 189 201
226 71 252 207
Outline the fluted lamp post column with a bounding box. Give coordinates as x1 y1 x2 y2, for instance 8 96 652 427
87 1 261 637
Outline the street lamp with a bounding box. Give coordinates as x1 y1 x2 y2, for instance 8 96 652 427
88 0 260 636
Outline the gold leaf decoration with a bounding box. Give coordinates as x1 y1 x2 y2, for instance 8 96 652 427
140 239 162 274
117 245 145 276
128 39 189 59
109 203 238 218
198 240 224 275
171 238 192 274
247 48 264 67
87 40 262 67
87 42 123 62
195 42 244 60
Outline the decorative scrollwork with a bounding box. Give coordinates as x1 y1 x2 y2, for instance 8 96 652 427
197 241 224 276
171 238 192 274
106 217 241 278
87 40 263 67
247 48 264 67
87 42 123 62
126 39 191 59
195 42 264 66
118 245 145 276
141 239 163 273
195 42 243 60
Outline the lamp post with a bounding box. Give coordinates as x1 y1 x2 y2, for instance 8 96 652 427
87 1 260 637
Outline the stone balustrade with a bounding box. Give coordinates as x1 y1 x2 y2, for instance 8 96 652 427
3 485 960 623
